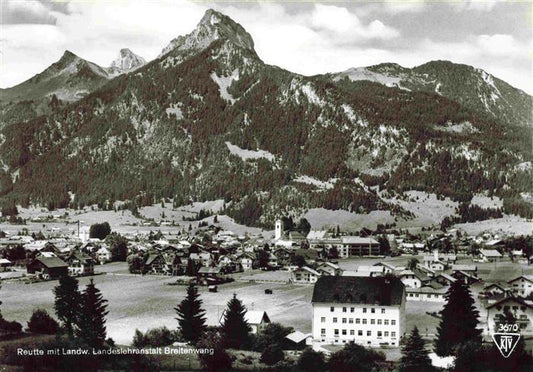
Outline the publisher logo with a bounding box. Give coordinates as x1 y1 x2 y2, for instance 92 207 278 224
492 332 521 358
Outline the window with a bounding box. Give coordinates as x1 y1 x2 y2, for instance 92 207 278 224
330 306 334 312
342 318 347 324
377 331 382 337
350 307 355 313
321 328 326 336
362 319 367 324
342 329 347 335
384 320 389 325
350 330 355 335
333 317 338 323
391 332 396 337
391 320 396 325
349 318 354 324
356 318 360 324
363 308 367 313
358 330 363 336
371 319 375 325
367 331 371 336
384 331 389 337
371 308 375 314
343 307 347 312
321 317 326 323
334 329 339 336
381 308 385 314
377 319 382 325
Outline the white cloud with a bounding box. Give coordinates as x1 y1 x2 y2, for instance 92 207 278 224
1 0 57 24
310 4 399 41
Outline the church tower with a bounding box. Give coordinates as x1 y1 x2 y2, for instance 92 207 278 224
275 219 282 240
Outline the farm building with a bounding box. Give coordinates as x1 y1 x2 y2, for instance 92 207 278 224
244 310 271 334
27 256 68 280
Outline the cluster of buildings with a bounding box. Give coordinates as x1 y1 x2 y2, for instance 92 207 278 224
482 275 533 336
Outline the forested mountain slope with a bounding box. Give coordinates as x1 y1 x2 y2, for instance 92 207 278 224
0 9 531 225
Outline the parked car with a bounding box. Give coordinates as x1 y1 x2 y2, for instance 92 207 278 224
208 285 218 292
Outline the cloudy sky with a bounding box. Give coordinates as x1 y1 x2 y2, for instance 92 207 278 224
1 0 531 93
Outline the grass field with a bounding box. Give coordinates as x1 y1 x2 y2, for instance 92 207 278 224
1 263 312 345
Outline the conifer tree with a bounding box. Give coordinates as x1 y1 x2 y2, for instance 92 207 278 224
220 294 251 349
53 275 81 337
435 281 481 356
76 279 109 348
399 327 434 372
175 282 207 344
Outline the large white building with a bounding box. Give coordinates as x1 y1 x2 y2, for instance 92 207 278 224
311 276 406 347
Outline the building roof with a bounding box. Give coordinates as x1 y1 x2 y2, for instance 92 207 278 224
285 331 312 344
312 276 404 305
435 273 456 283
451 264 477 272
293 266 321 276
508 275 533 284
341 236 379 245
307 230 328 240
480 249 502 257
407 285 448 294
244 310 270 325
485 239 504 246
486 296 533 310
198 267 221 274
36 256 68 269
145 254 162 266
484 282 510 291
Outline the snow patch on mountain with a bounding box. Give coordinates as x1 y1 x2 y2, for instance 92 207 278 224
225 142 275 161
300 84 325 107
294 175 336 190
166 104 184 119
211 69 239 103
436 121 480 134
334 67 403 88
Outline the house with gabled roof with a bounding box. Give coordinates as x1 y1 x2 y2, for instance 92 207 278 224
290 266 321 284
27 256 68 280
244 310 271 334
479 249 503 262
486 296 533 336
316 262 343 276
66 251 95 276
483 282 512 299
508 275 533 298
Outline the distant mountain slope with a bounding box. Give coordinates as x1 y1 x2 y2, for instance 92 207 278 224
0 9 531 225
329 61 532 128
0 51 109 103
0 49 146 129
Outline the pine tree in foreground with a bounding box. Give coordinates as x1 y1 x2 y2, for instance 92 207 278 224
175 282 207 344
76 279 109 348
399 326 434 372
220 294 251 349
435 280 481 356
53 275 81 337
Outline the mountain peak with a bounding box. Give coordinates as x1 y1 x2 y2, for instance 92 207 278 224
158 8 254 57
108 48 146 76
58 50 80 64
